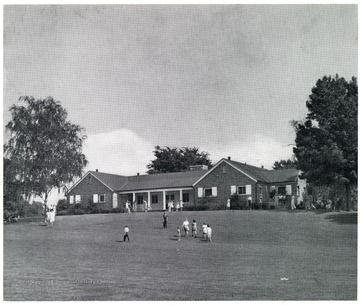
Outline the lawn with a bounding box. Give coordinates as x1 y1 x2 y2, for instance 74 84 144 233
3 210 357 301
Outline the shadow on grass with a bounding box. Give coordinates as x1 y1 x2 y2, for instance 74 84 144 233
325 213 358 225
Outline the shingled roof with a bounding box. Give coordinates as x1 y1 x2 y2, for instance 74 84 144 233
226 159 298 183
118 170 208 192
89 171 129 191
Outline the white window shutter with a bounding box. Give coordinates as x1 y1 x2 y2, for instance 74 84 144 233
231 185 236 195
212 187 217 197
69 195 74 204
246 185 252 195
198 187 203 198
286 185 292 195
93 194 98 203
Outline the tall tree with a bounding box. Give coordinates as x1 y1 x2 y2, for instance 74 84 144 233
147 146 212 174
292 75 357 210
4 96 88 207
272 157 298 170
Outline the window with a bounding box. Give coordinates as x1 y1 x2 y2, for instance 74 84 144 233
99 194 105 203
170 194 175 200
152 195 158 204
222 165 227 173
286 185 292 195
198 188 203 198
93 194 99 203
278 186 286 196
238 186 246 195
204 188 212 197
87 175 92 185
137 195 143 204
183 193 189 202
231 185 237 195
259 186 263 196
69 195 74 204
75 195 81 204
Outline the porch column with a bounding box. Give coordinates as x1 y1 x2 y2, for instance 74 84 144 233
148 191 151 209
179 189 183 202
132 192 135 203
163 190 166 210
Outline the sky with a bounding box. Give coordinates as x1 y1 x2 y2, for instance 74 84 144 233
3 5 358 202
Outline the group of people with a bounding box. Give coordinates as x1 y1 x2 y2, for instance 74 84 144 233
125 200 151 213
44 205 56 227
177 218 212 242
161 212 212 243
167 200 183 212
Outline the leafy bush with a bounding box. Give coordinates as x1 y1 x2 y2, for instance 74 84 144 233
183 204 208 211
24 201 44 217
73 208 86 215
230 194 247 210
56 199 68 213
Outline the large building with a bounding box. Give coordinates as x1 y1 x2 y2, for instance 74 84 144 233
66 157 306 210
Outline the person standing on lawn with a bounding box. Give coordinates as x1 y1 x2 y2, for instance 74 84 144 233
227 198 231 210
163 211 168 229
202 223 208 240
180 200 184 211
125 200 131 213
177 226 181 241
207 225 212 243
49 205 56 227
192 219 197 237
291 195 296 210
182 218 190 238
124 225 130 242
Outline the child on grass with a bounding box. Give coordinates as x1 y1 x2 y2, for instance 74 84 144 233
124 225 130 242
177 226 181 241
192 219 197 237
202 223 208 240
207 225 212 243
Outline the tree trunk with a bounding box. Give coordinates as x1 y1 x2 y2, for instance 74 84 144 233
345 183 350 211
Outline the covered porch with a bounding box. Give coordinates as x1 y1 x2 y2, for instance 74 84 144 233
118 188 194 211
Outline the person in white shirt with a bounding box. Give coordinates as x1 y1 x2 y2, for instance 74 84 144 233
49 205 56 227
123 225 130 242
202 223 208 240
180 201 184 211
176 202 180 211
125 201 131 213
226 198 231 210
206 225 212 243
143 200 148 212
182 218 190 238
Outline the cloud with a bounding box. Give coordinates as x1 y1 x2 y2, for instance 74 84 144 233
204 134 294 169
83 128 155 175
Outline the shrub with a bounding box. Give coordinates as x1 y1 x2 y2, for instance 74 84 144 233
111 207 125 214
56 199 68 213
85 200 99 214
73 208 85 215
230 194 247 210
183 204 208 211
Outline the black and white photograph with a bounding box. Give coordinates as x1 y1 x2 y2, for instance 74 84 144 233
3 3 357 301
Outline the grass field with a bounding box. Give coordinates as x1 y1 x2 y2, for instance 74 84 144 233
3 210 357 301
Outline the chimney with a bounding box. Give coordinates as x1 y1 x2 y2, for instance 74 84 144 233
96 169 98 172
228 156 231 160
137 172 139 176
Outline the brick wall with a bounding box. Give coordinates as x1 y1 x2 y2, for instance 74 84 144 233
194 162 257 208
67 173 113 209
